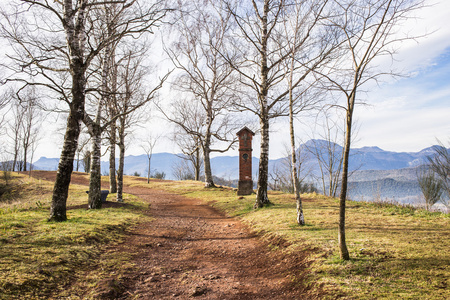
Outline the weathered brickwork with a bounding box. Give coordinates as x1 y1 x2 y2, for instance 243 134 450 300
236 127 255 195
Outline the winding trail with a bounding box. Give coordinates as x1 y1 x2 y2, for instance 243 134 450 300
33 171 318 299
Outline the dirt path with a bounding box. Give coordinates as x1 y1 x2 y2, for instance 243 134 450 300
32 171 318 299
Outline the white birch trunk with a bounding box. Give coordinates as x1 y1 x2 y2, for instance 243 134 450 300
254 0 271 208
117 121 125 202
49 0 87 221
88 124 102 209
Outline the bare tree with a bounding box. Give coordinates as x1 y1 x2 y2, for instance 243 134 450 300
269 144 313 194
18 87 42 172
114 48 168 202
82 2 169 209
0 89 12 133
173 131 204 181
1 0 170 219
427 140 450 210
0 90 12 178
279 0 339 225
141 134 160 183
417 166 443 211
306 114 345 198
7 100 22 172
164 0 238 188
2 0 106 221
75 130 90 172
223 0 337 208
318 0 425 260
172 158 198 181
27 127 40 177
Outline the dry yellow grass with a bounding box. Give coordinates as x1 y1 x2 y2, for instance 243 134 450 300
0 172 147 299
130 177 449 299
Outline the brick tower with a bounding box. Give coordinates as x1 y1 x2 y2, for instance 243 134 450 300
237 127 255 195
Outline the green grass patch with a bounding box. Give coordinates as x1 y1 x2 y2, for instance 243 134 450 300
0 173 148 299
136 178 450 299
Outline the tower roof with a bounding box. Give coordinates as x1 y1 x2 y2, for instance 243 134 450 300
236 127 255 136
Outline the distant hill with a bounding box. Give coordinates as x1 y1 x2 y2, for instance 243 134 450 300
33 141 438 177
31 140 446 205
31 157 60 171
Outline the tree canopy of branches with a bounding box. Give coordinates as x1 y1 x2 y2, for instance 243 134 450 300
417 166 443 211
318 0 424 260
141 134 160 183
427 141 450 210
172 129 204 181
82 3 168 209
163 0 238 188
223 0 338 209
0 0 169 221
0 89 11 133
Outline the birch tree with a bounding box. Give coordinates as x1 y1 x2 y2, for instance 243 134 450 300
83 2 169 209
114 49 167 202
165 0 238 188
279 0 336 225
224 0 334 208
18 87 42 172
7 100 22 172
0 90 11 135
0 0 170 219
173 131 204 181
141 134 160 183
319 0 425 260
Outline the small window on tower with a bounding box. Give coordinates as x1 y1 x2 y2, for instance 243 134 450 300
243 153 249 160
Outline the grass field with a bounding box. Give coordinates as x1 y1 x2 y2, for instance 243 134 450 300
0 172 148 299
1 172 449 299
128 177 450 299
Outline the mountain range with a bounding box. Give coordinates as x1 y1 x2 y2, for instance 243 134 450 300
32 139 444 205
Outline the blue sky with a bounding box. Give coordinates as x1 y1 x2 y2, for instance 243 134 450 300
353 47 450 153
26 0 450 160
264 1 450 158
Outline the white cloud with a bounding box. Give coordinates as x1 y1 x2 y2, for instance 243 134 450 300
355 78 450 152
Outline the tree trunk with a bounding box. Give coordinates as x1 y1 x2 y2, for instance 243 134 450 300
49 0 88 222
338 95 354 260
117 136 125 202
88 124 102 209
288 75 304 225
254 0 271 209
49 82 84 221
12 152 17 172
109 122 117 192
203 151 215 188
203 135 215 188
255 114 271 208
117 119 125 202
76 152 80 171
195 147 200 181
23 146 28 172
147 156 151 183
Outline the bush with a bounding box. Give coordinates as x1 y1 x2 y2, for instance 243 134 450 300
299 182 318 194
153 171 166 180
417 168 443 211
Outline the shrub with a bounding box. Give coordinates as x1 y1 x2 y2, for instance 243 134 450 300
417 168 443 211
153 171 166 180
